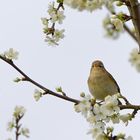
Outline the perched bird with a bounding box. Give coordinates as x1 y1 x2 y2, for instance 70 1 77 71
88 60 120 100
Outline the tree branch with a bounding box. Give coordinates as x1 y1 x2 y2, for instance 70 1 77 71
0 55 79 104
124 24 138 43
1 55 140 111
120 104 140 110
127 0 140 52
106 6 138 44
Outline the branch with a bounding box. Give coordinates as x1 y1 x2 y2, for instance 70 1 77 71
124 24 138 43
120 104 140 110
51 2 64 30
1 55 140 111
106 6 138 44
127 0 140 52
15 116 21 140
0 55 79 104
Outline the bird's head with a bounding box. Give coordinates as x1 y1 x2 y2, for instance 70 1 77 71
91 60 104 68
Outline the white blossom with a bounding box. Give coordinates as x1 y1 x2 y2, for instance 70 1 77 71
7 121 15 131
41 18 49 28
103 15 121 38
119 113 132 125
105 94 119 104
4 48 19 60
64 0 114 12
54 29 65 42
50 11 65 24
105 0 114 12
86 112 96 124
88 126 103 138
74 95 92 117
95 121 105 131
86 0 104 12
74 94 132 139
110 15 124 31
88 122 105 139
48 2 55 15
45 36 58 46
64 0 86 11
74 101 91 117
111 114 120 124
13 106 26 118
34 89 43 101
101 95 120 116
20 128 30 137
129 48 140 72
43 29 65 46
93 104 106 120
102 101 119 116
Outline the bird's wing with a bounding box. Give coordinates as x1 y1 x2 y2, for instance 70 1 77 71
106 70 120 93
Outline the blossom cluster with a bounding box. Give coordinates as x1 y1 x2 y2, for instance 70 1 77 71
103 11 132 38
0 48 19 60
103 15 123 39
129 48 140 72
64 0 133 39
110 14 124 32
42 1 65 46
33 87 65 101
64 0 114 12
7 106 30 139
74 94 133 140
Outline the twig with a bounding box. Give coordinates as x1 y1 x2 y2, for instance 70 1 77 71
120 104 140 110
124 24 138 43
120 94 131 105
0 55 79 104
15 117 21 140
51 2 64 32
131 109 138 118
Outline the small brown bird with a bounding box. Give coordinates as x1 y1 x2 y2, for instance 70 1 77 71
88 60 120 100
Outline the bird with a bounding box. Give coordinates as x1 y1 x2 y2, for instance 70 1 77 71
87 60 120 100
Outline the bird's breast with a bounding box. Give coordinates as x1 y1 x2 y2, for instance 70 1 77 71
88 69 118 100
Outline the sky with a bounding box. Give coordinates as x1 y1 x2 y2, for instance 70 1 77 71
0 0 140 140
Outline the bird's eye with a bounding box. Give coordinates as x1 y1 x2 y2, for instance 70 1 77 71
99 65 102 67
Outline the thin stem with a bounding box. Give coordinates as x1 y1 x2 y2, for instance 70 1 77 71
51 2 64 30
120 94 131 105
15 118 20 140
124 24 138 43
